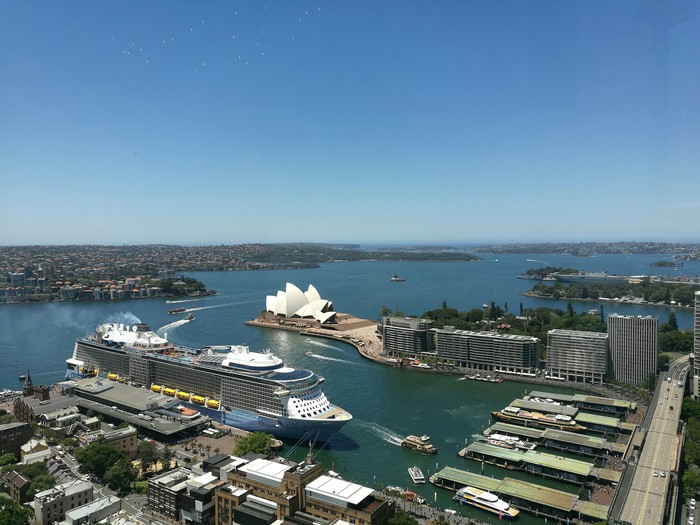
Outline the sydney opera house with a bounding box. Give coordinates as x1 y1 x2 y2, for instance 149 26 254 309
265 283 337 324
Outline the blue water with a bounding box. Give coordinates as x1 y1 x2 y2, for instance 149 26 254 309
1 253 696 524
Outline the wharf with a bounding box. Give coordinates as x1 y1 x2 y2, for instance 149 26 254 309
460 441 620 486
511 398 579 417
526 390 637 416
484 422 621 457
431 466 609 522
574 412 629 435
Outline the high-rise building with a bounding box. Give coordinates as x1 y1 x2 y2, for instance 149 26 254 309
691 291 700 399
546 329 608 384
608 314 658 385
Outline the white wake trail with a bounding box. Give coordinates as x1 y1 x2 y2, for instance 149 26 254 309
307 354 352 364
355 420 404 446
156 319 191 336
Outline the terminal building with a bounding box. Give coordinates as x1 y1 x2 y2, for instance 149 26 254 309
546 329 608 384
608 314 658 385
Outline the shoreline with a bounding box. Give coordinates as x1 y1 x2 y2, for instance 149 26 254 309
245 314 645 404
521 291 693 309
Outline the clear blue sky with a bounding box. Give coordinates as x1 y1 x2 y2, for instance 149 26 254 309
1 1 699 246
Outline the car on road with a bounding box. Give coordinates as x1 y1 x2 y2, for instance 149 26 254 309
653 471 659 477
691 498 696 509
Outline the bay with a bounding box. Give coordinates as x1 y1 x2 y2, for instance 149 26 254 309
1 253 697 524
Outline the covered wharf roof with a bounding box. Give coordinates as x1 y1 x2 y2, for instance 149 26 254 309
466 441 595 477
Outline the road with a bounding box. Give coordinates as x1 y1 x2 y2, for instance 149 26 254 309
619 357 688 525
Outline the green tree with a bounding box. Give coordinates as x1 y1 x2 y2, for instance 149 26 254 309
387 509 418 525
27 474 55 500
0 497 32 525
684 469 700 499
105 459 137 495
74 442 127 479
137 441 159 474
233 432 275 456
0 453 17 467
668 311 678 330
160 446 175 471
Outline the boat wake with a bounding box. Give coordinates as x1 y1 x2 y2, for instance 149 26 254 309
166 298 204 304
526 258 548 265
179 301 251 314
305 339 338 350
307 354 352 364
156 319 191 336
355 420 403 446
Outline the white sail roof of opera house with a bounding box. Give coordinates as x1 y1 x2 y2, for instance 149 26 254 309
265 283 336 323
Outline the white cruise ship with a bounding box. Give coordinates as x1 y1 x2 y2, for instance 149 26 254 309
65 321 352 442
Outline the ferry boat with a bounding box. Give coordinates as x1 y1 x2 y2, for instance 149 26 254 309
453 486 519 520
169 307 186 314
483 433 536 451
408 466 425 484
491 406 586 432
401 434 438 454
65 321 352 442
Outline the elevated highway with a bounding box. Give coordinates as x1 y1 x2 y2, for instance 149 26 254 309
615 356 689 525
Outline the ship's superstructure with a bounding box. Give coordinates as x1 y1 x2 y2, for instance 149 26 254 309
66 322 351 441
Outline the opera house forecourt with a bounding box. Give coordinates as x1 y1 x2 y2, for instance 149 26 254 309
246 282 384 361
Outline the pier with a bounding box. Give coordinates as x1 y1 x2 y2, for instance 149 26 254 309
482 421 626 458
430 466 609 523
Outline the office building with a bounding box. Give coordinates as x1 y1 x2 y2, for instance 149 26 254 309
608 314 658 385
691 291 700 399
546 329 608 384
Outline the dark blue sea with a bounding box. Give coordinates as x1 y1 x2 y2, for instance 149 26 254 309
1 253 697 524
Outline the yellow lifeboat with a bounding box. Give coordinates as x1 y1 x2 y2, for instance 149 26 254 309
206 399 220 409
150 384 162 393
176 391 191 401
163 388 176 396
107 373 118 381
191 395 205 405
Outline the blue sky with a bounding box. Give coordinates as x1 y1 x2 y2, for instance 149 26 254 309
1 1 699 246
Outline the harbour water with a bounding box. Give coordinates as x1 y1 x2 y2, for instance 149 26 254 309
1 253 697 524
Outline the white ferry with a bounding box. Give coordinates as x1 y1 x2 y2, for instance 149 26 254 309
453 486 519 519
408 466 425 484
